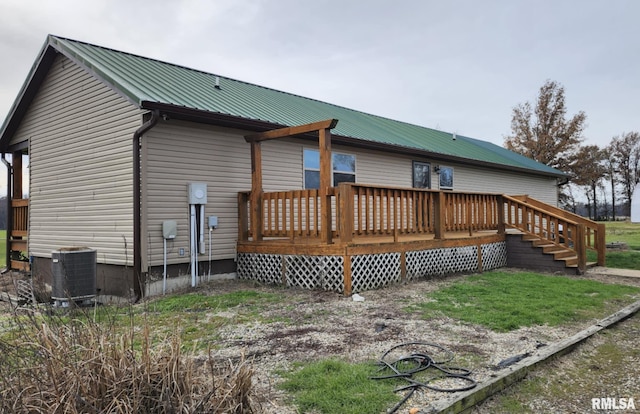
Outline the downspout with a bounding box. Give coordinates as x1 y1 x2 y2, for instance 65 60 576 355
132 110 160 302
1 154 12 270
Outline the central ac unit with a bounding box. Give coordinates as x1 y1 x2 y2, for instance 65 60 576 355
51 247 97 305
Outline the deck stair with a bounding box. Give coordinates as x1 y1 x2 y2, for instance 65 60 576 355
512 234 579 272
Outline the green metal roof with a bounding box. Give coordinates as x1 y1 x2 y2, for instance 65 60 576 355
2 35 565 177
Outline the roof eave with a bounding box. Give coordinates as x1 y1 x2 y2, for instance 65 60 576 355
141 101 567 179
0 38 58 152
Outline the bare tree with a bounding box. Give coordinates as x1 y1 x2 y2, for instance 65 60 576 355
602 146 618 220
609 132 640 216
572 145 607 220
505 80 587 175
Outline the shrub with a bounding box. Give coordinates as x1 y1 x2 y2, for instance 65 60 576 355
0 307 254 413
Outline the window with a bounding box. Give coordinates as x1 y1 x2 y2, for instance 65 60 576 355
439 166 454 190
412 161 431 189
304 149 356 189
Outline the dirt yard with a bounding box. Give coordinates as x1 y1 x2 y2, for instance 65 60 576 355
193 270 640 413
2 269 639 413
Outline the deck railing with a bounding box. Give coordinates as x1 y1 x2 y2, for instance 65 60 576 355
11 198 28 237
346 184 436 238
9 198 29 271
238 184 605 272
239 183 503 243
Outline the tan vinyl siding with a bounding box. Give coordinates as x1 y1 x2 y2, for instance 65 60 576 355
143 126 318 268
447 163 558 204
143 122 251 268
355 148 413 187
262 138 304 191
18 54 142 264
356 150 557 204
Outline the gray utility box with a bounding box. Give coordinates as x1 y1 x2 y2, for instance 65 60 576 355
51 248 97 302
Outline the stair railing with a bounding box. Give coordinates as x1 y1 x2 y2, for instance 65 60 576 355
502 195 606 271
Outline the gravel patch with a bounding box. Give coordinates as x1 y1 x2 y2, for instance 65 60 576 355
196 270 640 413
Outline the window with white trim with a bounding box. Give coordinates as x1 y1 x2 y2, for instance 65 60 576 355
303 149 356 189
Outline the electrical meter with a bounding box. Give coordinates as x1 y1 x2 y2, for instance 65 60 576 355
188 182 207 204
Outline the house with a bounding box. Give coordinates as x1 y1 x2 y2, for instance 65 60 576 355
0 35 605 300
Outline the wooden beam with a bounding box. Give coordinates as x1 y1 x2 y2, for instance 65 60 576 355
596 223 606 267
12 151 22 199
244 119 338 142
576 224 586 273
434 191 446 240
343 255 352 296
319 127 332 243
496 195 506 234
237 192 249 242
338 183 354 243
250 142 263 241
11 260 30 271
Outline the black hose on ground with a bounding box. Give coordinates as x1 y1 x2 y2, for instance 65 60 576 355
371 341 478 414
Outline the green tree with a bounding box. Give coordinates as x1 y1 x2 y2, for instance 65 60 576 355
505 80 587 180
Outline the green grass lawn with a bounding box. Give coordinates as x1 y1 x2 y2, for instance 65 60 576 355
586 221 640 269
603 220 640 250
406 271 640 332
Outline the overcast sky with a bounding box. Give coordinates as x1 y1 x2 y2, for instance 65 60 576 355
1 0 639 151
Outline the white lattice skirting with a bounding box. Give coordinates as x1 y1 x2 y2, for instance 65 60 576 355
237 241 507 293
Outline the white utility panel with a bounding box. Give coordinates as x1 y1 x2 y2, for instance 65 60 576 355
188 182 208 204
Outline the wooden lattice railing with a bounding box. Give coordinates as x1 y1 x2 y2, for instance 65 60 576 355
443 192 502 233
238 185 605 270
343 184 437 237
503 194 605 269
239 184 504 243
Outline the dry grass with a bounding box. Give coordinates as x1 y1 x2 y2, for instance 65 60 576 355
0 308 254 413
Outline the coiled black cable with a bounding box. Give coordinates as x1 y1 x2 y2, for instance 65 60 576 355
371 341 477 413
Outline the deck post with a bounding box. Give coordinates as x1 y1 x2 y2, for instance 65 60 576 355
338 183 353 243
12 151 23 199
497 195 506 234
250 141 263 241
237 192 249 241
319 127 332 244
343 254 352 296
434 191 446 239
596 222 606 266
467 196 473 236
576 223 587 273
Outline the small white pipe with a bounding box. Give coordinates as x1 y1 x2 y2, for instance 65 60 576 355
190 204 197 287
208 226 212 276
199 204 205 254
163 238 167 294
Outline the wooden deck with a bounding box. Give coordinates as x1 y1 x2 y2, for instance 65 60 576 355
233 120 606 294
238 229 505 254
236 183 605 294
238 183 604 267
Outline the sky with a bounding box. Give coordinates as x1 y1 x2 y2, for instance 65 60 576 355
0 0 639 157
